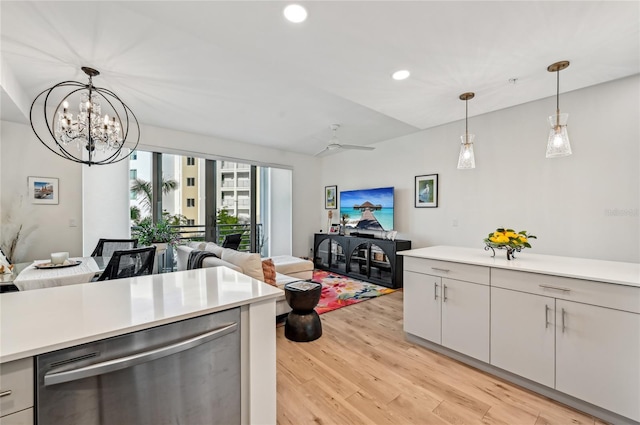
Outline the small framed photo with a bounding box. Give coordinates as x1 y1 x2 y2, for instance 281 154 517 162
329 224 340 233
415 174 438 208
325 185 337 209
28 176 59 205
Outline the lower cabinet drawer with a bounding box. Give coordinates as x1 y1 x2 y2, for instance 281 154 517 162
0 359 34 418
404 257 489 285
491 268 640 314
0 408 34 425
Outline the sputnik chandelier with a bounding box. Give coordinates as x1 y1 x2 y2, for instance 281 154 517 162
29 66 139 166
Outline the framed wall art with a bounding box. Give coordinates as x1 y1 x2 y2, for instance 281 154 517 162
415 174 438 208
28 176 59 205
325 185 337 209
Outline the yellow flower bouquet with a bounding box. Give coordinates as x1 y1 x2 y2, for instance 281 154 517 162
484 228 536 260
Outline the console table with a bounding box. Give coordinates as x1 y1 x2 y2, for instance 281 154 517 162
313 233 411 288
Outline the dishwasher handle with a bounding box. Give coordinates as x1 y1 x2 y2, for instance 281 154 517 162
44 322 238 387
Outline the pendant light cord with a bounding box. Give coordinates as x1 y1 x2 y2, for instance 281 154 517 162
465 98 469 140
556 70 561 125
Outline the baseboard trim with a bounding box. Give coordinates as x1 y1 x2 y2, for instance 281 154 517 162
405 333 639 425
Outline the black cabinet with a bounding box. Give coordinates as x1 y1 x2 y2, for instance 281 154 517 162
313 233 411 288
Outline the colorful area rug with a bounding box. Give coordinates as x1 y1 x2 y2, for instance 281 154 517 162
312 269 396 315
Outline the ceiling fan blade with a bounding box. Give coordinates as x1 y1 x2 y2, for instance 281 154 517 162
340 144 375 151
314 147 333 157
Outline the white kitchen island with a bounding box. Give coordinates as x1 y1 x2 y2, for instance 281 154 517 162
401 246 640 425
0 266 282 425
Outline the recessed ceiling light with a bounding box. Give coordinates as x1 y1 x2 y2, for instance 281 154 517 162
284 4 307 23
392 70 410 81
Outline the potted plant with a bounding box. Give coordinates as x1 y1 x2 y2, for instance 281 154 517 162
132 217 181 252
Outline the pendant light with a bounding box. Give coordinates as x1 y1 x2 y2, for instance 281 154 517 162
457 92 476 169
546 60 572 158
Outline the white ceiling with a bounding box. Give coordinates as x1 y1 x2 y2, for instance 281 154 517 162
1 1 638 156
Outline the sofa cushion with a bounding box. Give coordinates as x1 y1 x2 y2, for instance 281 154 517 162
261 258 277 286
270 256 314 280
204 242 224 257
201 256 243 272
221 249 265 282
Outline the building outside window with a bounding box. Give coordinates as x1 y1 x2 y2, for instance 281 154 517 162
187 198 195 207
187 177 195 186
187 157 195 166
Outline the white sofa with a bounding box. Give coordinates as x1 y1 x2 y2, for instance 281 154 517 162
175 242 314 316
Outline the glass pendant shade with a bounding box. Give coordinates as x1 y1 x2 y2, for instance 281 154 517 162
546 113 572 158
457 133 476 169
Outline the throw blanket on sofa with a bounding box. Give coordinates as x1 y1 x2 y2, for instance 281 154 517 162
187 250 219 270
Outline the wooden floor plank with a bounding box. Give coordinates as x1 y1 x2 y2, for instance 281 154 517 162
276 290 605 425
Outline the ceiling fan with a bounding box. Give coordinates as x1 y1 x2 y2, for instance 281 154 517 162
314 124 375 157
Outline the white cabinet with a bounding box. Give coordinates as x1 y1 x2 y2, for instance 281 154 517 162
490 287 555 388
402 248 640 423
403 261 490 362
404 271 441 343
0 358 33 425
0 408 33 425
441 278 489 362
556 300 640 422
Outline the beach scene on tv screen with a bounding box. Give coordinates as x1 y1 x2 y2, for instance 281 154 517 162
340 187 394 231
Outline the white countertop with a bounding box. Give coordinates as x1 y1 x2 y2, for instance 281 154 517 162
0 267 283 363
400 246 640 287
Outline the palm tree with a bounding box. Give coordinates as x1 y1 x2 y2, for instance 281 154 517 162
131 177 179 214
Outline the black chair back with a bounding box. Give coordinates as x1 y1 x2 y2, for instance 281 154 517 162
97 246 156 281
91 238 138 257
222 233 243 250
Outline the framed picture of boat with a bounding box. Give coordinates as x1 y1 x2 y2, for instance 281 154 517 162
28 176 59 205
325 185 337 209
415 174 438 208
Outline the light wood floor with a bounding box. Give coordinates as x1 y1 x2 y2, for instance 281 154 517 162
276 290 607 425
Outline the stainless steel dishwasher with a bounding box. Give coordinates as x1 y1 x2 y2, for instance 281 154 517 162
36 307 240 425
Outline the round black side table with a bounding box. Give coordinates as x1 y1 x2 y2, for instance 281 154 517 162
284 280 322 342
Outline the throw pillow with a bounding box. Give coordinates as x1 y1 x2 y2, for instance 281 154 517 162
221 249 265 282
204 242 224 257
187 241 206 250
261 258 277 286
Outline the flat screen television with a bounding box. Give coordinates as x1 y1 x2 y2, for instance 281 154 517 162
339 186 394 231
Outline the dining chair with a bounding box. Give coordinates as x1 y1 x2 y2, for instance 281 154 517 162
91 238 138 258
96 246 156 281
222 233 243 250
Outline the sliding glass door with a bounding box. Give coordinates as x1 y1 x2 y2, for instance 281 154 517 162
129 151 292 261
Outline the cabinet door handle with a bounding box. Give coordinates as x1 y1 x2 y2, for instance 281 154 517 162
539 284 571 293
561 308 566 333
544 305 550 328
443 284 448 302
434 283 438 300
0 390 12 398
431 267 450 273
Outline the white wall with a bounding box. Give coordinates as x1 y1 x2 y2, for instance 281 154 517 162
0 121 83 261
320 75 640 263
82 158 131 256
